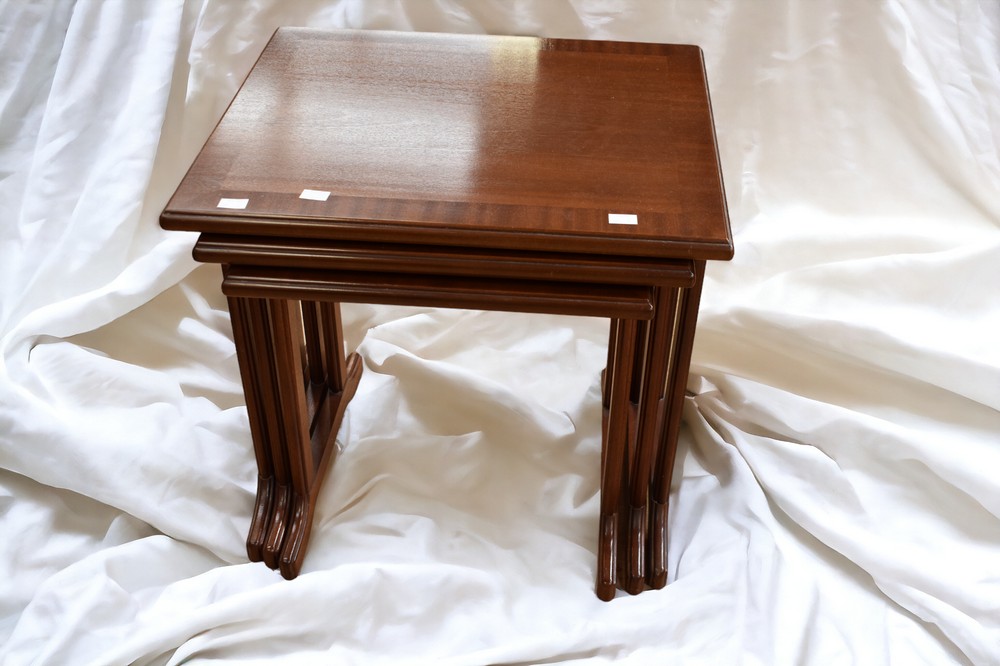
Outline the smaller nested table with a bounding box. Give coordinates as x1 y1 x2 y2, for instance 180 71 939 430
162 28 732 600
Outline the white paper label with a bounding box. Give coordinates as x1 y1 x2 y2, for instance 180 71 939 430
217 198 249 210
299 189 331 201
608 213 638 225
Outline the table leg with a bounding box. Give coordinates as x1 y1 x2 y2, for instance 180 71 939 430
648 261 705 588
596 318 637 600
264 298 363 579
228 296 275 562
264 300 314 579
624 286 681 595
229 296 297 568
226 281 373 579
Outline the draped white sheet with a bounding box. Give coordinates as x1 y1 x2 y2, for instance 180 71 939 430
1 1 998 664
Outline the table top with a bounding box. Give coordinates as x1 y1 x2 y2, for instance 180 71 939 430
162 28 732 260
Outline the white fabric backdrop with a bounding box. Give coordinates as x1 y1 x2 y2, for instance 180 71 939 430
2 1 998 664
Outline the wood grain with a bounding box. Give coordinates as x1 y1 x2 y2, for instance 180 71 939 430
162 28 732 260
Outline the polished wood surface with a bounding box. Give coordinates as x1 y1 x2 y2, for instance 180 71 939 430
223 265 657 320
194 235 696 286
161 28 732 600
162 28 731 260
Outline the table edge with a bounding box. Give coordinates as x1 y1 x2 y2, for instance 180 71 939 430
161 210 735 261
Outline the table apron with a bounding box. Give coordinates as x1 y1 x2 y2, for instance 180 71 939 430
222 265 658 320
196 235 695 288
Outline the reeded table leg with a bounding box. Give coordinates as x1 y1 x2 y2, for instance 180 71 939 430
596 318 638 601
266 299 364 579
228 296 275 562
242 298 295 570
267 299 316 579
623 286 682 595
647 261 705 589
229 296 296 566
229 292 362 579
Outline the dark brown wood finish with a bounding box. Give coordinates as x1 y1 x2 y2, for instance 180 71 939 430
648 260 706 589
162 29 731 260
226 296 274 561
223 265 657 320
194 235 696 287
597 318 637 601
161 27 732 599
230 290 364 579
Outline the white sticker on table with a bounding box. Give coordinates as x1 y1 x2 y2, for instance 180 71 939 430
608 213 638 225
299 189 331 201
217 198 249 210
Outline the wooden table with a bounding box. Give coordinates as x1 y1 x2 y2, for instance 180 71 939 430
161 28 732 600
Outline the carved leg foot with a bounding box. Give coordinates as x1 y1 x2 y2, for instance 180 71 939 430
596 513 618 601
647 498 669 589
623 504 648 595
247 475 273 562
279 491 311 580
263 482 292 569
